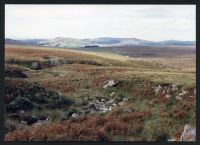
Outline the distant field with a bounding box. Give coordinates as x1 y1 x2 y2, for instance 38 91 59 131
66 45 196 58
5 44 196 141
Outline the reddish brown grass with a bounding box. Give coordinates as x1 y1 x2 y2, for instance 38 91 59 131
5 109 151 141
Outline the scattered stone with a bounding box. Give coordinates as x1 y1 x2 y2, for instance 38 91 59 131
96 96 107 102
99 105 109 113
112 103 117 107
21 120 27 124
167 88 170 93
86 95 130 114
54 73 64 77
174 90 189 101
107 99 115 105
176 96 182 100
118 101 125 106
71 113 79 118
168 124 196 141
180 124 196 141
90 109 97 114
165 94 172 99
48 57 62 66
178 90 188 96
172 84 178 91
59 74 63 77
162 90 166 95
30 62 41 70
109 92 115 97
189 96 194 99
183 90 188 94
194 89 196 95
168 138 176 141
154 87 160 94
123 97 130 102
154 85 162 94
108 107 113 111
103 80 119 88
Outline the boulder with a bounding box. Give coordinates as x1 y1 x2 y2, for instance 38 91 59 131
103 80 119 88
30 62 41 70
7 97 39 112
23 115 39 125
5 69 28 78
48 57 62 66
22 115 50 125
180 124 196 141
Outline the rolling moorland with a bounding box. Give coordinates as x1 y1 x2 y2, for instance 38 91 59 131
5 42 196 141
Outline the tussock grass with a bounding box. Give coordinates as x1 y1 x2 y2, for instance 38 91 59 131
5 44 195 141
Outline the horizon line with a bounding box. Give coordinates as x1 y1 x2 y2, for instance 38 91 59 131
5 36 196 42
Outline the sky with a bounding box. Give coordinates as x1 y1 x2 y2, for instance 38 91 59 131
5 5 196 41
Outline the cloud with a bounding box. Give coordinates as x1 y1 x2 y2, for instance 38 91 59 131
5 5 195 41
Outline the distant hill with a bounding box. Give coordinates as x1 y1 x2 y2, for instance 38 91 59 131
20 39 47 45
158 40 195 46
5 37 195 48
5 38 47 45
5 38 25 45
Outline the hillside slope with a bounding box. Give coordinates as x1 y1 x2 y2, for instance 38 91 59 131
5 44 196 141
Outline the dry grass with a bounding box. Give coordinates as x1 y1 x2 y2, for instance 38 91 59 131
5 109 151 141
5 44 196 141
